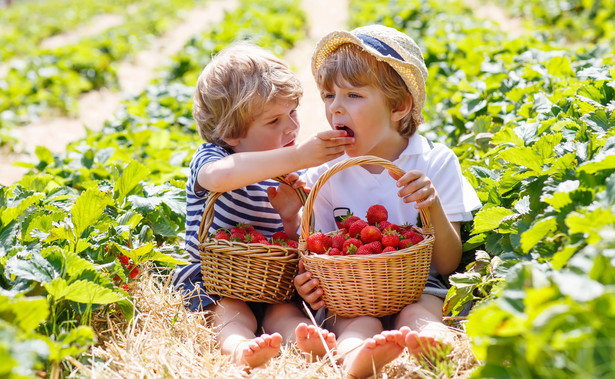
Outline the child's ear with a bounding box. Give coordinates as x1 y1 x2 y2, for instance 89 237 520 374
390 93 413 122
222 137 239 147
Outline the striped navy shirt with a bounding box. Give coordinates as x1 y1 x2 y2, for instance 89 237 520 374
172 143 285 287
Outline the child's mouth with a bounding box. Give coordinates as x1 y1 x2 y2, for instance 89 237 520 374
336 125 354 137
284 140 295 147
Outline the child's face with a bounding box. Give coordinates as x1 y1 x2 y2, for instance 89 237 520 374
227 99 299 153
322 79 405 159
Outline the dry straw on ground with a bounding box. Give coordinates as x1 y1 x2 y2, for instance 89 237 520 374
78 266 478 378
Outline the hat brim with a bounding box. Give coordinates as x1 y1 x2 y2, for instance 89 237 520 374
311 31 426 126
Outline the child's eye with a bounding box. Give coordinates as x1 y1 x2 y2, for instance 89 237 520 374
322 93 334 99
349 93 361 98
268 118 279 125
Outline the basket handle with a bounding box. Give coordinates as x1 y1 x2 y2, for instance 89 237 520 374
298 156 433 246
198 176 309 244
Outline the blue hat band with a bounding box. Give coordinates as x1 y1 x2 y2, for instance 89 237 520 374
355 34 405 62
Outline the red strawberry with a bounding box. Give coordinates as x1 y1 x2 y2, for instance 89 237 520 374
399 239 413 249
230 226 246 236
378 220 392 232
271 231 288 241
249 231 267 243
342 238 363 254
118 255 130 265
381 230 400 248
367 241 383 254
382 246 397 253
366 204 388 225
342 215 361 233
129 266 139 279
381 222 401 234
214 229 230 240
360 225 381 243
287 240 299 248
332 232 347 250
307 232 332 254
407 230 424 245
237 222 255 233
328 247 343 256
356 245 373 255
230 231 245 242
348 219 368 238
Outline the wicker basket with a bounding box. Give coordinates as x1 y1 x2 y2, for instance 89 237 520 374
298 156 434 318
199 177 306 303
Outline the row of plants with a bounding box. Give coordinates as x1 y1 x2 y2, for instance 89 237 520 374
0 0 141 61
491 0 615 44
0 0 307 377
0 0 207 147
350 0 614 377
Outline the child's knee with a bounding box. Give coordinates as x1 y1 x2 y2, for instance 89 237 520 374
399 295 443 320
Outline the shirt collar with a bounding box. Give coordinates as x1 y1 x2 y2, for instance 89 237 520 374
398 134 433 157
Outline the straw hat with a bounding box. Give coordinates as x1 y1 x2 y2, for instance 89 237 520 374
312 24 428 127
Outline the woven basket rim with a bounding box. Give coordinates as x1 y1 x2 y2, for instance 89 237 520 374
298 155 433 253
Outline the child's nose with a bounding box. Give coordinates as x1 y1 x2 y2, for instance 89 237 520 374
330 97 344 114
284 115 299 133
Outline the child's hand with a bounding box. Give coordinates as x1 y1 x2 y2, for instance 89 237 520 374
296 129 354 166
294 260 325 310
267 173 308 221
389 170 438 209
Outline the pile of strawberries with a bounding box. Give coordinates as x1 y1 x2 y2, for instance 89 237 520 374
211 223 299 248
306 204 424 256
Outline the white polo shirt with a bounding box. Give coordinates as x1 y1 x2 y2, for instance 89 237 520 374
303 134 481 233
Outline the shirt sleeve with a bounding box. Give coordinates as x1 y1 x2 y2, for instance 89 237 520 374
187 144 228 199
428 145 481 222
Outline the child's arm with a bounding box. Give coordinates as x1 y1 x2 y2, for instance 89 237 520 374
389 170 462 275
267 172 308 240
196 130 353 193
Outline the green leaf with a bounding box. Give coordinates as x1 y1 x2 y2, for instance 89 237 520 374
45 278 123 305
553 271 604 302
0 296 49 332
472 206 515 234
583 109 613 135
115 161 150 203
1 193 44 227
578 154 615 174
546 55 573 78
5 252 58 284
520 217 558 253
71 188 112 239
498 147 544 172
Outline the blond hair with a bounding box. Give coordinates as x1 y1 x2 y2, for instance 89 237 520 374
193 44 303 147
315 43 416 137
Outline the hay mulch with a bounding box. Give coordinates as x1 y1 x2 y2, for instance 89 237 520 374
74 267 479 378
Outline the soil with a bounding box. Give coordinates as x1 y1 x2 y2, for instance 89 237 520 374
0 0 522 186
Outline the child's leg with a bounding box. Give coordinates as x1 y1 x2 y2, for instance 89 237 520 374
327 315 408 379
262 302 337 360
208 298 282 368
394 294 454 356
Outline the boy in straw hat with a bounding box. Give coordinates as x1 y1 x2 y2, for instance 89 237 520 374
172 43 353 369
294 25 481 377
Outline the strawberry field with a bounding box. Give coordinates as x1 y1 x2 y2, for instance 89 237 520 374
1 0 614 377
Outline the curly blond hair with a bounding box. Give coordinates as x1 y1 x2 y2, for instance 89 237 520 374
193 43 303 148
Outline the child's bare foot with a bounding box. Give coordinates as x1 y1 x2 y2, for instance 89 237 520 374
343 329 407 379
233 333 283 368
295 322 337 361
404 323 453 357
